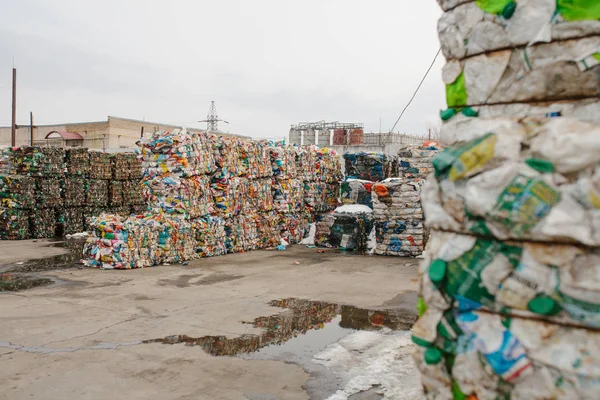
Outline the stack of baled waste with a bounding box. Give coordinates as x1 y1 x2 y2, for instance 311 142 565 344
314 204 374 253
372 179 424 256
397 143 441 181
344 152 398 182
83 130 343 268
341 179 374 208
0 175 34 239
0 147 146 239
301 146 342 214
0 147 66 238
413 2 600 399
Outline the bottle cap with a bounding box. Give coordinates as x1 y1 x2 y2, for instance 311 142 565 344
424 347 442 365
429 259 447 284
528 296 561 316
440 108 457 121
501 1 517 19
461 107 479 118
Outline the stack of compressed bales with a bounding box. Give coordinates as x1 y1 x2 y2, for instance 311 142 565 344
113 152 146 215
314 205 374 253
397 143 441 180
343 152 398 182
60 148 90 234
57 175 86 235
341 179 374 208
414 2 600 399
301 146 341 216
84 151 112 227
270 143 306 244
28 148 65 238
81 130 344 266
0 175 34 239
372 179 424 256
108 180 124 207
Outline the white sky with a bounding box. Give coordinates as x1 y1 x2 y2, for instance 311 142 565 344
0 0 445 139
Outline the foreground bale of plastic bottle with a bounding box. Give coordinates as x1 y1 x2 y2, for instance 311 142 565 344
414 1 600 398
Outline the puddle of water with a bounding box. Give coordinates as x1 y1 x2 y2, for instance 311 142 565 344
4 239 87 273
146 298 417 399
147 298 416 357
0 274 52 292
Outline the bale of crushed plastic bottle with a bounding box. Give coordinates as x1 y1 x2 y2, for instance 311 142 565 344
35 176 62 208
65 148 90 176
139 129 216 178
0 208 29 240
56 206 85 236
344 152 398 182
272 178 304 213
0 175 35 209
29 207 56 239
441 36 600 112
341 179 374 208
108 180 124 207
192 215 228 257
85 179 109 207
398 144 440 180
88 151 112 180
145 175 213 218
423 117 600 246
438 0 600 60
372 179 425 256
314 205 374 253
61 175 86 207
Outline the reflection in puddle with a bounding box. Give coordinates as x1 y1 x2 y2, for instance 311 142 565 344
146 298 417 356
5 239 87 274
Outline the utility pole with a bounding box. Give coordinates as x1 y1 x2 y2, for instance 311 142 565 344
30 111 34 145
11 68 17 147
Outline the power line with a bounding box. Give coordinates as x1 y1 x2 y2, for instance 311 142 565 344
389 47 442 134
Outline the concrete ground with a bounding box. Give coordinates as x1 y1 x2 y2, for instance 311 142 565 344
0 241 421 400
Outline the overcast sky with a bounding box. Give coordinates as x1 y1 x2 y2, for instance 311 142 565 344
0 0 444 139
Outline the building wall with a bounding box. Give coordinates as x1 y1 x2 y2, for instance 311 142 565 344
0 121 108 148
0 116 248 150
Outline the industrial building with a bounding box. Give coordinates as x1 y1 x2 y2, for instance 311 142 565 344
0 116 246 149
289 121 426 156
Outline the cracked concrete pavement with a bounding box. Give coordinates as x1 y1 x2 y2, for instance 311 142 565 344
0 244 420 400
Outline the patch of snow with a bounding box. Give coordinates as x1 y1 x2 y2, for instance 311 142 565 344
314 330 424 400
367 227 377 255
66 232 89 239
345 178 373 183
334 205 373 214
300 223 316 245
381 178 405 183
